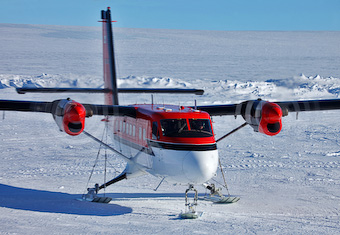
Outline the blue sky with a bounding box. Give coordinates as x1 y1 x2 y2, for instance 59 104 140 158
1 0 340 30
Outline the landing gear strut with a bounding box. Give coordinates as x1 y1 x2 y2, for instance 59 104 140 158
204 183 224 197
180 184 202 219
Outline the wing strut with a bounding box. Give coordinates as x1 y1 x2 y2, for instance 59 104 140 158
216 122 248 143
83 130 130 161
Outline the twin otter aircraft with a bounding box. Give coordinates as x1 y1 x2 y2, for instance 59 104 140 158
1 8 340 218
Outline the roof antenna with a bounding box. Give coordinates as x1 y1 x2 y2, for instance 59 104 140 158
151 94 154 106
194 99 197 110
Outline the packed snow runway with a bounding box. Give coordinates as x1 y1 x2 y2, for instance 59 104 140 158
0 24 340 234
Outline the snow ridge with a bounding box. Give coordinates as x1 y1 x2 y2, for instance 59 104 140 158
0 74 100 89
0 74 190 89
117 75 190 88
267 74 340 99
1 73 340 101
205 74 340 102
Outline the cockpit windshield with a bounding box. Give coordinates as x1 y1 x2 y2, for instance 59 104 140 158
160 119 188 137
189 119 212 135
160 119 213 137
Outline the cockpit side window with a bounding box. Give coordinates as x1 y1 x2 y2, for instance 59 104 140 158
152 121 159 140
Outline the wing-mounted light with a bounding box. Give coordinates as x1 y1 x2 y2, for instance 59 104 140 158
52 99 86 136
241 99 283 136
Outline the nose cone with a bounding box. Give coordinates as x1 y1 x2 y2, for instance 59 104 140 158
182 150 219 184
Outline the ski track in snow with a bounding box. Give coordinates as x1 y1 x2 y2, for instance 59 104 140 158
1 24 340 234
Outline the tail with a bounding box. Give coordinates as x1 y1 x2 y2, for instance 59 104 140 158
101 7 119 105
14 8 204 98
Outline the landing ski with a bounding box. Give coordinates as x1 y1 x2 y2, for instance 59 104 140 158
78 184 112 204
91 196 112 203
180 211 204 219
78 195 112 204
200 195 240 204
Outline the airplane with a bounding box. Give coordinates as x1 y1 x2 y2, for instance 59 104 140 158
1 7 340 219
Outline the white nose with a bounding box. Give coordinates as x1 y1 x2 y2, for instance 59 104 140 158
182 150 219 184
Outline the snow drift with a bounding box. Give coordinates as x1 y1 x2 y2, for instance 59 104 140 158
1 23 340 234
1 73 339 102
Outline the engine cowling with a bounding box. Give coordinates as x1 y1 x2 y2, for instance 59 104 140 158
52 99 86 136
241 100 283 136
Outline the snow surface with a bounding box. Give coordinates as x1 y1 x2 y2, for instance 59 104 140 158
1 24 340 234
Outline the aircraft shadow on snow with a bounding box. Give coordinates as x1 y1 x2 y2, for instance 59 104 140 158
0 184 133 216
0 184 210 216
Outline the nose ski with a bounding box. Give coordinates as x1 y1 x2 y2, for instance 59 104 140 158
180 185 203 219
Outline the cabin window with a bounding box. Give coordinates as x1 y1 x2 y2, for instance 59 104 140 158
123 122 126 133
133 125 136 137
152 122 159 140
139 127 142 139
143 128 146 140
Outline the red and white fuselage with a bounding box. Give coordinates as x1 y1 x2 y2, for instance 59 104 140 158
108 104 219 184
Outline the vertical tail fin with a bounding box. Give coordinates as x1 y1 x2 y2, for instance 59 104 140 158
101 8 119 105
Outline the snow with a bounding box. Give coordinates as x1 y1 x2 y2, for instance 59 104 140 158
1 23 340 234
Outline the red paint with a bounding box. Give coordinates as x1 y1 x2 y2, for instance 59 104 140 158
62 101 86 136
111 104 216 148
102 19 113 105
258 102 282 136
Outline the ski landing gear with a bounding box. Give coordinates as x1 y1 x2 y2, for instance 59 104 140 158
201 183 240 204
81 172 127 204
180 185 203 219
81 183 112 203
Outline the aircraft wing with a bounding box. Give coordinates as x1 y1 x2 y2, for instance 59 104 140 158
275 99 340 113
0 99 136 136
2 98 340 137
196 98 340 136
0 99 136 117
196 98 340 116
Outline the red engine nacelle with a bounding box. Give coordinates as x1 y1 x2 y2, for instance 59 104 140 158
241 100 283 136
258 102 282 136
52 99 86 136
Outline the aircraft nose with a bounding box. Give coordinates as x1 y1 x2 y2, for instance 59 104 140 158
182 150 219 184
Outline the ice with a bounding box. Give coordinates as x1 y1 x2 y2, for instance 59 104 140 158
0 23 340 234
